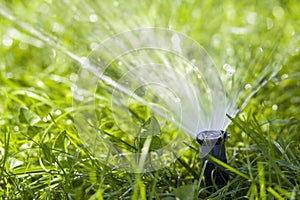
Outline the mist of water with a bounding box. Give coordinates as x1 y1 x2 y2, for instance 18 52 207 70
1 8 228 137
1 4 285 172
0 6 280 138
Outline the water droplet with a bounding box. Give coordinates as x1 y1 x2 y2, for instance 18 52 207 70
52 49 56 57
281 74 288 80
174 98 181 103
285 24 295 36
113 1 119 7
7 28 20 38
52 22 64 33
272 6 284 18
47 114 52 121
245 84 252 90
197 74 202 79
118 61 123 66
223 64 233 71
266 18 273 30
193 66 199 72
52 75 62 83
89 14 98 23
272 104 278 111
258 47 263 53
55 110 62 115
105 77 113 85
206 88 211 94
71 5 77 11
71 84 77 91
66 119 73 125
3 36 13 47
4 72 13 79
80 57 88 65
14 126 19 132
20 143 30 150
246 12 257 25
231 27 248 35
223 64 235 76
37 80 44 87
70 73 78 82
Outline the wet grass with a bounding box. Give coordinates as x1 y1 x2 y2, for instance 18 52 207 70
1 0 300 199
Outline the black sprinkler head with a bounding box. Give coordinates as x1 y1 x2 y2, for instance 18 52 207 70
197 130 229 145
197 130 229 191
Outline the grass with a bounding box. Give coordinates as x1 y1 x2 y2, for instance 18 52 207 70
1 0 300 199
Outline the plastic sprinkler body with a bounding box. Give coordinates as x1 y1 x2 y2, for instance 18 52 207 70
197 130 229 191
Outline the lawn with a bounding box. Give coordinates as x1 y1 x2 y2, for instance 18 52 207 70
0 0 300 199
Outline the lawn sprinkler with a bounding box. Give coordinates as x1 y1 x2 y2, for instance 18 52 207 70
197 130 229 191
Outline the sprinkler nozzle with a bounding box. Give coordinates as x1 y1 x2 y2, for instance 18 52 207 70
197 130 229 191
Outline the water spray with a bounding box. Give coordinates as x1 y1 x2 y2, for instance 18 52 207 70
197 130 229 191
0 5 279 184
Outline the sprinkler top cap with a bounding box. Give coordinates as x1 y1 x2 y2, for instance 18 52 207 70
196 130 229 145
